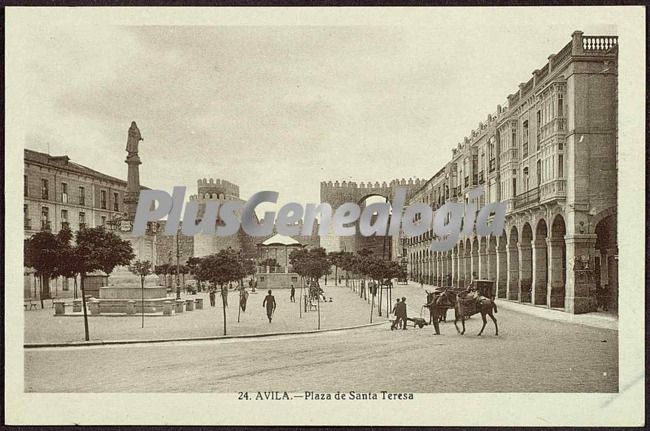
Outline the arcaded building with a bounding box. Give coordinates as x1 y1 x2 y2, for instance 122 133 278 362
405 31 618 314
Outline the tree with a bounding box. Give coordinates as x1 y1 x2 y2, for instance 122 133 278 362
129 260 153 328
195 249 244 335
75 226 134 341
24 227 73 308
290 247 331 329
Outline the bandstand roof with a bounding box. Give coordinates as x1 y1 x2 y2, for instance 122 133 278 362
261 234 302 247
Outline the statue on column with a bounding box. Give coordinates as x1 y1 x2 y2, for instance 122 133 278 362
126 121 143 158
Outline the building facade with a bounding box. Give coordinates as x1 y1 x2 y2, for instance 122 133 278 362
24 149 156 299
405 31 618 314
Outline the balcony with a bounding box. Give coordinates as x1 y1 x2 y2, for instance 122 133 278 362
24 218 31 230
540 179 567 203
41 220 51 231
540 117 567 141
513 187 540 210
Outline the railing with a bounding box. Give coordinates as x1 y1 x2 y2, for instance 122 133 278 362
41 220 51 231
540 179 566 202
583 36 618 53
24 218 31 229
514 187 540 209
540 117 566 141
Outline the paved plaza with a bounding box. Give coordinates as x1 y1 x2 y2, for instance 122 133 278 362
25 281 618 393
25 283 395 344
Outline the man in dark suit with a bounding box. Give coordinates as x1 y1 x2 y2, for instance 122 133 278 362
262 290 277 323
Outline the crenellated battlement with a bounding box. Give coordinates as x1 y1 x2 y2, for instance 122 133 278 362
196 178 240 198
320 178 425 190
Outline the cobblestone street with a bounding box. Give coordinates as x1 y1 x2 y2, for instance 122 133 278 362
25 283 618 392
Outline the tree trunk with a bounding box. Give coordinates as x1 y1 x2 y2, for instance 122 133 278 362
141 275 145 328
378 280 383 316
335 266 338 285
73 276 78 299
316 278 321 330
39 275 45 309
221 284 227 336
370 292 374 323
80 273 90 341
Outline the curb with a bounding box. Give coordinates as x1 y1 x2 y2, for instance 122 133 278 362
24 320 390 349
495 299 618 331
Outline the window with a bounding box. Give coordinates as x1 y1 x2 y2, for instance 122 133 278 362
536 110 542 150
61 182 68 203
558 154 564 178
101 216 107 226
113 192 119 211
523 167 529 191
100 190 107 209
24 175 28 197
41 179 49 200
79 212 86 229
61 209 69 229
537 160 542 185
41 207 50 230
79 186 85 206
511 129 516 148
522 120 529 158
557 93 564 117
24 205 30 229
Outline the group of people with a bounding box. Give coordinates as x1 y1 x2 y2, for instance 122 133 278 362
390 297 409 330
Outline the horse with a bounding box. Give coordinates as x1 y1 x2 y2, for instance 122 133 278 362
439 289 499 336
424 289 453 324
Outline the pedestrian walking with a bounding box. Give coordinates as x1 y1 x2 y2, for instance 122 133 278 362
290 284 296 302
396 297 408 330
263 290 277 323
209 288 216 307
390 299 401 330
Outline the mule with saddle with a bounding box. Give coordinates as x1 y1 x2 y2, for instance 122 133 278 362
425 286 499 336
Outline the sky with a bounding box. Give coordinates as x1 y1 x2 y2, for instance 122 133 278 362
19 21 615 209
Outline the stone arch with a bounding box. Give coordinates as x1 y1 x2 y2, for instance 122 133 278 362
595 211 617 313
479 236 489 279
507 226 520 300
549 214 567 309
457 241 465 288
533 218 549 305
471 236 480 281
495 232 508 298
520 222 533 303
465 238 473 286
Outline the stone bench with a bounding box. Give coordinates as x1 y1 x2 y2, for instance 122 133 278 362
195 297 203 310
163 301 173 316
53 300 66 315
175 299 185 313
185 299 194 311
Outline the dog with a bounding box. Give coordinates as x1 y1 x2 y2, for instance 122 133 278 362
406 317 429 329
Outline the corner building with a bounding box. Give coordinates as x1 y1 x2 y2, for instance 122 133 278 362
405 31 618 314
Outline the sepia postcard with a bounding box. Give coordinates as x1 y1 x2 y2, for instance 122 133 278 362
4 5 646 427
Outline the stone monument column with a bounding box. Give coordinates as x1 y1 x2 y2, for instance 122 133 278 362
124 121 144 221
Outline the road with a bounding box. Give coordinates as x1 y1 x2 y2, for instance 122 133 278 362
25 305 618 392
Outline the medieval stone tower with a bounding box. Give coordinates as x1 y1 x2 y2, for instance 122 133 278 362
189 178 258 258
319 178 425 258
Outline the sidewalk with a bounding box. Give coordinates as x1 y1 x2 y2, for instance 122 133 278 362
494 299 618 331
371 280 618 331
